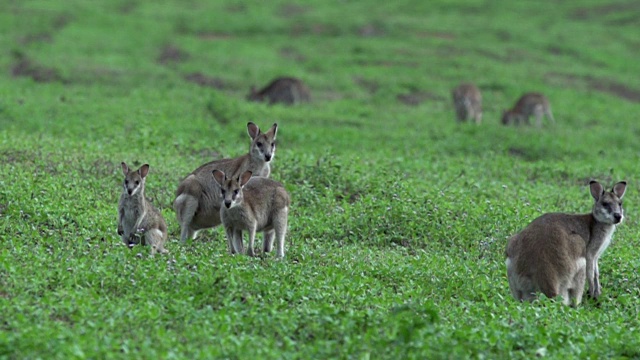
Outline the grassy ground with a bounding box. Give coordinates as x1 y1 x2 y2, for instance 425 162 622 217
1 0 640 358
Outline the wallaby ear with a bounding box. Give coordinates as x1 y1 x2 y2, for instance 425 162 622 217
239 171 253 187
212 169 226 186
613 181 627 199
589 180 604 200
247 122 260 139
139 164 150 179
266 123 278 139
121 162 129 176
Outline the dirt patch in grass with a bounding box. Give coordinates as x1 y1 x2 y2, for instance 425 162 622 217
353 77 379 94
157 45 190 65
11 56 64 83
196 31 233 40
279 3 309 17
290 23 340 37
416 31 456 40
184 72 227 90
279 47 306 62
397 91 444 106
545 72 640 103
358 23 386 37
118 2 138 14
571 3 640 20
19 32 53 45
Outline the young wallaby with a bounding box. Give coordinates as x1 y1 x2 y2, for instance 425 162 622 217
502 92 555 127
452 83 482 124
506 180 627 306
173 122 278 243
213 170 290 258
117 162 168 255
247 77 311 105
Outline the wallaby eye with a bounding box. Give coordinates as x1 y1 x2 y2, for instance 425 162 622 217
125 180 129 185
135 181 140 186
271 143 275 148
233 190 239 196
257 142 263 148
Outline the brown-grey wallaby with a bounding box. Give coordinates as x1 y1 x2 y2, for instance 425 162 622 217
173 122 277 242
118 162 168 255
506 180 627 306
247 77 311 105
452 82 482 124
213 170 290 258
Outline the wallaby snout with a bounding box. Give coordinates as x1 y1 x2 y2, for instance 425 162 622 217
613 213 622 223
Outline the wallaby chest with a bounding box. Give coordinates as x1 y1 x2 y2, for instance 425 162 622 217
120 195 146 233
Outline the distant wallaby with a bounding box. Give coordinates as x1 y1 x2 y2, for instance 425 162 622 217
173 122 277 243
502 92 555 127
247 77 311 105
452 83 482 124
118 162 168 255
213 170 290 258
506 180 627 306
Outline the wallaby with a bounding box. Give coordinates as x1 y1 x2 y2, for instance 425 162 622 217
117 162 168 255
173 122 277 243
452 83 482 124
502 92 555 127
247 77 311 105
505 180 627 306
213 170 290 258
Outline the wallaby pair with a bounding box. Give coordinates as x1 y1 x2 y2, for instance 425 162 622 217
173 122 277 243
502 92 555 127
118 162 168 255
213 170 290 258
506 180 627 306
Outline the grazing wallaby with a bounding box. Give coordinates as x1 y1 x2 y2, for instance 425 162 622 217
247 77 311 105
118 162 168 255
173 122 277 243
506 180 627 306
452 83 482 124
213 170 290 258
502 92 555 127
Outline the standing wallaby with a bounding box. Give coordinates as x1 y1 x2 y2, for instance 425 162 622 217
173 122 277 243
452 83 482 124
502 92 555 127
213 170 290 258
506 180 627 306
118 162 168 255
247 77 311 105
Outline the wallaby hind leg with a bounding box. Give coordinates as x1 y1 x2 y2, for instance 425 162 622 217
568 265 586 306
175 194 199 243
274 208 289 258
145 229 168 255
263 230 275 253
247 224 258 257
546 107 556 124
224 226 236 254
232 228 244 255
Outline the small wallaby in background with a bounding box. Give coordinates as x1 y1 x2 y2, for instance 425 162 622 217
118 162 168 255
452 83 482 124
502 92 555 127
174 122 278 243
247 77 311 105
213 170 290 258
506 180 627 306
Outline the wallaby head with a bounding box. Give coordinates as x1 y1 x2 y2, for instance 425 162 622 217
121 162 149 196
213 170 253 209
590 180 626 225
248 122 277 163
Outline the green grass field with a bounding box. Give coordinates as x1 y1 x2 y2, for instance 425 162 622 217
1 0 640 358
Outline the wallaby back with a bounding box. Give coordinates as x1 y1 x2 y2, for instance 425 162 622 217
502 92 555 127
173 122 278 242
213 170 290 258
505 180 626 306
247 77 311 105
118 162 168 255
452 83 482 124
